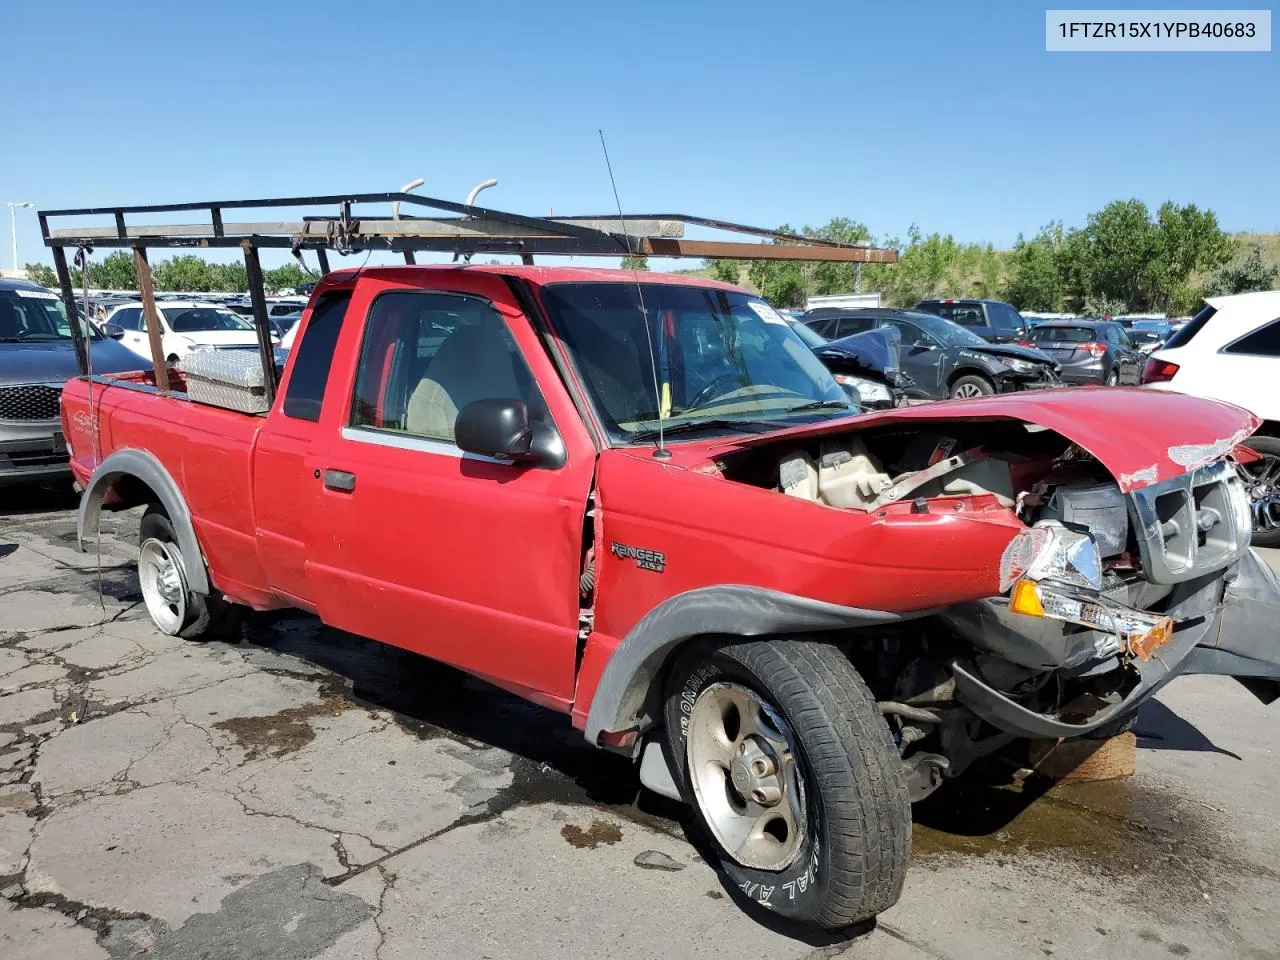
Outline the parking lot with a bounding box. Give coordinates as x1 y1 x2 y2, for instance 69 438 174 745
1 487 1278 960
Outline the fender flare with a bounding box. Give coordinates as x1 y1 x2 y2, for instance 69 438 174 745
583 584 934 745
77 448 210 595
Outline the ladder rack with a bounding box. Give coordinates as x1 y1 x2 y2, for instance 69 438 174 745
40 190 897 402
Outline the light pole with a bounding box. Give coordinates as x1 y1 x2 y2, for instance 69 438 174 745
6 202 33 275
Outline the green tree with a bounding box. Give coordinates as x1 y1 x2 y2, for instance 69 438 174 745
1207 242 1279 296
208 261 248 292
1148 202 1232 312
154 255 216 292
747 259 806 306
23 263 58 288
705 259 742 285
1003 224 1065 311
88 251 138 290
1078 199 1156 309
803 218 872 295
619 255 649 271
262 263 313 292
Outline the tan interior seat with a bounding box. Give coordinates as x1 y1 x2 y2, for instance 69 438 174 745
404 320 523 442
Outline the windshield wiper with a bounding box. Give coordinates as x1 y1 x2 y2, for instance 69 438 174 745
628 418 766 444
782 399 857 414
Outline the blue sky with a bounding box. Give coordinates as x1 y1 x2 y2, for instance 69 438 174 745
2 0 1276 271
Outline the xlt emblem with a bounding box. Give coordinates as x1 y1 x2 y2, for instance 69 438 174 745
610 542 666 573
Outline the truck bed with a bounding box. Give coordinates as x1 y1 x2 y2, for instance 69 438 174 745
62 372 272 600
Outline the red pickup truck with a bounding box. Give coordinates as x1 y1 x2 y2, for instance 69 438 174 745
63 265 1280 929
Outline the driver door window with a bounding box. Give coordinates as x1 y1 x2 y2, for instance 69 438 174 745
879 317 931 347
349 290 548 445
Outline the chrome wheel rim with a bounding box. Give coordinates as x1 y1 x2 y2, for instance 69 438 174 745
953 383 984 399
686 682 806 871
138 538 188 635
1241 454 1280 535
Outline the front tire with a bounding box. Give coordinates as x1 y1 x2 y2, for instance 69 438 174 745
138 506 242 640
662 639 910 929
949 374 994 400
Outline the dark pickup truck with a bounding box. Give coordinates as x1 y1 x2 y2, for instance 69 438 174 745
65 264 1280 930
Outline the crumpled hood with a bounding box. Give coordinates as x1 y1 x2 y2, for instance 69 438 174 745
0 338 148 385
961 342 1056 365
817 326 901 379
717 386 1259 493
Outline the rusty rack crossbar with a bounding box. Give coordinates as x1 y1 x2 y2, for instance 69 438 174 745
40 190 898 402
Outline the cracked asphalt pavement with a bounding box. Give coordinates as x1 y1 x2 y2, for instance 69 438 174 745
1 486 1279 960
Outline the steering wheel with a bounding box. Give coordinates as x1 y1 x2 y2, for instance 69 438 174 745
686 374 745 411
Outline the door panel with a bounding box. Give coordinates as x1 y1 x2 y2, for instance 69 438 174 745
253 289 353 608
879 318 944 395
304 274 595 706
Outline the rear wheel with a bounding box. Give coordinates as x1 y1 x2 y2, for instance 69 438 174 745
138 506 242 640
1240 435 1280 548
662 639 910 929
1105 369 1120 386
950 374 994 400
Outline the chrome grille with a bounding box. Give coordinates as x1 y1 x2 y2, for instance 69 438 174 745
1130 459 1251 584
0 384 62 422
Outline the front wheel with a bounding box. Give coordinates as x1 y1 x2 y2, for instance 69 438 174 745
138 506 243 640
949 374 994 400
662 639 910 929
1240 435 1280 548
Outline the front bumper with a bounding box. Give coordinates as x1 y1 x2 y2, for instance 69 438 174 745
948 550 1280 738
0 419 71 484
996 370 1064 393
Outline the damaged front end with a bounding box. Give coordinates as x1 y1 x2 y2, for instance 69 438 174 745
881 454 1280 799
706 395 1280 801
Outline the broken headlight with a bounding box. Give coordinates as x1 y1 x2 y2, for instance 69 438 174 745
833 374 893 406
1001 520 1103 592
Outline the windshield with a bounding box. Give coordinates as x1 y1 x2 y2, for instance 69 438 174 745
903 311 988 347
1131 320 1170 333
0 290 101 342
788 319 828 348
162 307 253 333
540 282 853 443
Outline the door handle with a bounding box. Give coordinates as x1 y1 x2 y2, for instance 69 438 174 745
323 469 356 492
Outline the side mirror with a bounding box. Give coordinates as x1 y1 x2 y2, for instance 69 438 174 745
455 398 538 462
912 339 935 350
102 323 125 339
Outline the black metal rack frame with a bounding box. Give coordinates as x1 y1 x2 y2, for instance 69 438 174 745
41 190 897 404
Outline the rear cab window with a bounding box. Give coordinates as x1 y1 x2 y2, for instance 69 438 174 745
282 291 352 421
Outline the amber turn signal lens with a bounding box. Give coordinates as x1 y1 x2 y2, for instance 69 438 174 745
1010 579 1045 618
1128 617 1174 661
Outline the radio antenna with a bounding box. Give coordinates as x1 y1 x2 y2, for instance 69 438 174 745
598 129 669 459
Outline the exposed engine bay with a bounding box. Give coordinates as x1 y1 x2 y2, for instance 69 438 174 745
702 419 1262 802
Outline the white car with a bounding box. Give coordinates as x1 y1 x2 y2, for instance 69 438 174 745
103 300 277 363
1141 289 1280 545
